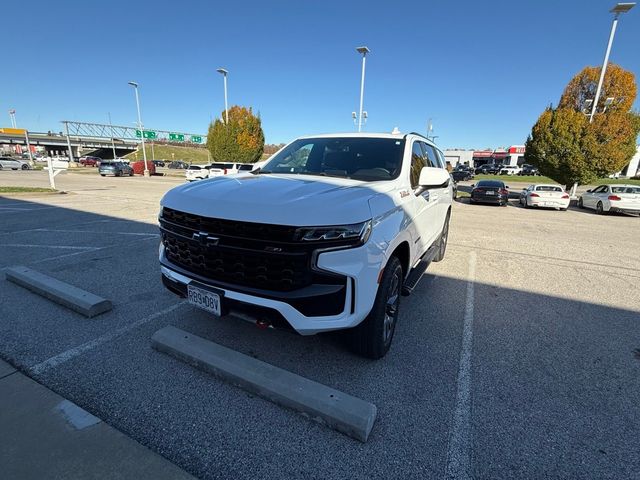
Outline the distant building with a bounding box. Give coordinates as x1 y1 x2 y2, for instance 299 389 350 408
443 149 474 168
622 145 640 177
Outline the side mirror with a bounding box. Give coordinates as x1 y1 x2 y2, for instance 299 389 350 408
470 184 475 188
586 189 592 193
506 186 510 189
419 167 450 188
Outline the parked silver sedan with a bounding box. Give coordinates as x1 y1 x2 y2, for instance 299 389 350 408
0 156 31 170
519 184 570 210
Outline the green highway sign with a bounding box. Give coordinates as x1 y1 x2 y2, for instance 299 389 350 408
136 129 157 139
169 133 185 141
191 135 202 143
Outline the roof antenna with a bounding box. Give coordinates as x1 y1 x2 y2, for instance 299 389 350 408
391 127 401 134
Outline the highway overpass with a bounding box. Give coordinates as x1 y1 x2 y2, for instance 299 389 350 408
0 121 207 160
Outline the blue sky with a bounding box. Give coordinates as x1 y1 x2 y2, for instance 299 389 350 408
3 0 639 149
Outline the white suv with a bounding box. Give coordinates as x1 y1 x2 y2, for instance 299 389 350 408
159 132 452 358
499 165 522 175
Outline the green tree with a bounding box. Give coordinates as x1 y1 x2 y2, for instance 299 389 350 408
206 106 265 163
525 64 640 186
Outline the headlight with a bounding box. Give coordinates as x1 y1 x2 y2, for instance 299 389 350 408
294 220 372 244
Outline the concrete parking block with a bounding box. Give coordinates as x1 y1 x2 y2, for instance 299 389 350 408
0 359 16 379
151 326 378 442
5 266 112 318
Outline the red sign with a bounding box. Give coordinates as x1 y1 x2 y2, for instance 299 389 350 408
508 146 525 154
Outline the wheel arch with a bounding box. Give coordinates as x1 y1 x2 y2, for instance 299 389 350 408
389 241 410 277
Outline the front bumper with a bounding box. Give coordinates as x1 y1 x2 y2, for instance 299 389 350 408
159 242 382 335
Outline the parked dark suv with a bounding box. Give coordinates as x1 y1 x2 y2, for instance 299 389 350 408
451 167 474 181
520 164 540 176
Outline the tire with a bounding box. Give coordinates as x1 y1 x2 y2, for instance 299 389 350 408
433 212 450 262
578 197 584 209
596 202 605 215
525 197 531 209
0 164 3 170
21 164 28 170
100 174 105 177
347 256 403 359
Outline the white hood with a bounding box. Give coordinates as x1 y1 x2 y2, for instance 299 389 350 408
161 173 392 226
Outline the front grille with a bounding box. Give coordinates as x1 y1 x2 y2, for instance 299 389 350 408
159 207 343 293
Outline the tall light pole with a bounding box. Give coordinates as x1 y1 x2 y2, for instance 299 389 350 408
589 2 636 123
108 112 118 160
216 68 229 125
356 46 370 132
128 81 149 176
8 109 16 128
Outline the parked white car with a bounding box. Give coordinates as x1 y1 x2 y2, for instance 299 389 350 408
499 165 522 175
579 184 640 215
0 156 31 170
207 162 238 178
185 165 211 181
519 184 570 210
159 132 453 358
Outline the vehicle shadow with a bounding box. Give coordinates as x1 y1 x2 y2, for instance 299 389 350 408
0 195 639 480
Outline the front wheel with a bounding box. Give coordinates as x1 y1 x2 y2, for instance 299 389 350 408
347 256 403 359
433 213 450 262
578 197 584 209
21 164 29 170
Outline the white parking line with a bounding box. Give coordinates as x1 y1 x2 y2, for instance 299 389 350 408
29 236 158 264
445 251 477 480
0 244 98 250
29 301 186 375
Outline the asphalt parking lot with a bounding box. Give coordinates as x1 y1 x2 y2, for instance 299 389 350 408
1 170 639 479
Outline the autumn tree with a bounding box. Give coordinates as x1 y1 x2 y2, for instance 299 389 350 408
207 106 265 163
525 64 640 186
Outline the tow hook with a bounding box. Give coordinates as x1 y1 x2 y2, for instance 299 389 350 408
256 319 271 330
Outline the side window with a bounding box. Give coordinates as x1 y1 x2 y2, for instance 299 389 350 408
434 149 446 169
410 142 427 189
593 186 606 193
420 142 438 168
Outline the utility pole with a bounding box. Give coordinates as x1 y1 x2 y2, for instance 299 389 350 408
108 113 118 160
356 46 370 132
216 68 229 125
128 81 149 176
589 2 636 123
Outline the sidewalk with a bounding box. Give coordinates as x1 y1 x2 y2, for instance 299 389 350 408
0 359 195 480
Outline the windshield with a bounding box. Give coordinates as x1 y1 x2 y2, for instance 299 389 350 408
536 186 562 192
259 137 406 181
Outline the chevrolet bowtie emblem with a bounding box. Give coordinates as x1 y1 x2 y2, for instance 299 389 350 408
192 231 219 246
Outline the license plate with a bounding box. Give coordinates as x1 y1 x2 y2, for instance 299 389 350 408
486 191 496 195
187 284 221 316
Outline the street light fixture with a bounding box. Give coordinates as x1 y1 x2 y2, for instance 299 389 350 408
355 46 370 132
588 2 636 123
8 109 16 128
216 68 229 125
128 81 149 177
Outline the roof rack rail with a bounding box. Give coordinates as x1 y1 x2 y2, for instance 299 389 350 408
405 131 431 141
